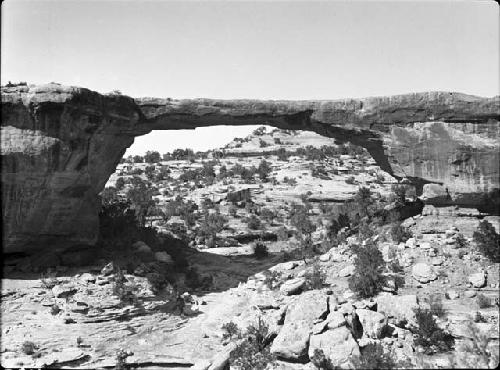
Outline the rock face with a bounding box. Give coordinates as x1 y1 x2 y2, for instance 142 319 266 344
2 83 499 252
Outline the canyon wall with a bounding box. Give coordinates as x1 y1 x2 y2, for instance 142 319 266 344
2 83 499 252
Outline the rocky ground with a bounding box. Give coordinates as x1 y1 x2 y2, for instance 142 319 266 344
1 128 499 369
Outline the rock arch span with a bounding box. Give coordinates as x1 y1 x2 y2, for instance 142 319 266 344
2 83 499 252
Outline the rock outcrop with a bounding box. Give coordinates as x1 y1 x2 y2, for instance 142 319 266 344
2 83 499 252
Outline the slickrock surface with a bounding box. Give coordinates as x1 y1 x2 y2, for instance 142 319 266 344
2 83 499 252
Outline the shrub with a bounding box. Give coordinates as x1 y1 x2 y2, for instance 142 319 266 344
455 233 468 249
304 261 326 290
21 341 37 355
257 160 272 181
310 348 335 369
229 317 274 370
51 304 61 316
253 242 269 259
40 271 59 290
352 343 403 369
391 184 408 205
228 204 238 217
246 214 262 230
449 320 499 369
412 307 454 354
349 242 386 298
263 270 282 290
390 223 412 244
185 267 213 291
345 176 356 184
115 349 132 370
222 321 242 341
476 293 492 309
473 220 500 262
259 138 269 148
429 294 446 318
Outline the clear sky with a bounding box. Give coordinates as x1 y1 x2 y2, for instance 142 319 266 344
2 0 498 155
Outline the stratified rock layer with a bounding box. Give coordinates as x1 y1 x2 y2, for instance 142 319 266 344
2 83 499 252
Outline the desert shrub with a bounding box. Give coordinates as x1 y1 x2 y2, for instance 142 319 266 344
474 311 488 323
310 348 335 369
429 294 446 318
222 321 242 341
357 219 374 240
412 307 454 354
476 293 492 309
199 211 227 240
253 126 267 136
277 227 288 241
473 220 500 262
304 261 326 290
454 233 468 249
40 271 59 290
246 214 262 230
345 176 356 184
391 184 408 205
349 242 386 298
229 317 274 370
185 267 213 291
21 341 37 355
259 138 269 148
228 204 238 217
260 207 275 222
283 176 297 186
352 342 404 370
276 148 289 161
263 270 282 290
115 349 132 370
253 242 269 259
390 223 412 244
257 160 272 181
112 267 140 306
449 320 499 369
51 304 61 316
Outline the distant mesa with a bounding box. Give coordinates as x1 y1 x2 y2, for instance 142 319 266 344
1 83 499 252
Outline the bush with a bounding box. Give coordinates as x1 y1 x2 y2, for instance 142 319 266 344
454 233 468 249
253 242 269 259
304 261 326 290
412 307 454 354
473 220 500 262
229 317 274 370
477 293 492 309
21 341 37 355
310 348 335 369
429 294 446 318
263 270 282 290
449 320 499 369
222 321 242 341
348 242 386 298
352 343 403 369
345 176 356 184
391 184 408 205
390 223 412 244
246 214 262 230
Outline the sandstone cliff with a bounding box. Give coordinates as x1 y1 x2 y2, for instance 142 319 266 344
2 83 499 252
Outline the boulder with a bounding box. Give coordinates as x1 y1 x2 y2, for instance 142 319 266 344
445 290 459 300
377 294 418 326
412 263 437 283
356 308 387 339
270 291 328 360
101 262 115 276
325 311 347 330
279 277 306 295
468 273 486 288
308 326 360 368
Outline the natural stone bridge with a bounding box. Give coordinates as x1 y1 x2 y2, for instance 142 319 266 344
2 83 499 253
